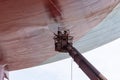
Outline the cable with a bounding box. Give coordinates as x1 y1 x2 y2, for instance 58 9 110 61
70 58 73 80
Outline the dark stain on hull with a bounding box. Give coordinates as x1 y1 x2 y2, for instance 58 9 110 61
44 0 63 22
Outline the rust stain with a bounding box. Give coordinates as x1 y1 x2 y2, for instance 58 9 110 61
44 0 63 22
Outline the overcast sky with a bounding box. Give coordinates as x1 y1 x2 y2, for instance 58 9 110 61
9 38 120 80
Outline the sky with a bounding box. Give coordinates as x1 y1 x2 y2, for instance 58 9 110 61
10 38 120 80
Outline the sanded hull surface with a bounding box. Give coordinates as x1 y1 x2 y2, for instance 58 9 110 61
0 0 119 70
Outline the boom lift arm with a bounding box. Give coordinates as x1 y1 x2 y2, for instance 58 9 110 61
54 28 107 80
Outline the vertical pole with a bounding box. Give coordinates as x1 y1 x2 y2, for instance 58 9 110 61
66 44 107 80
0 64 9 80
